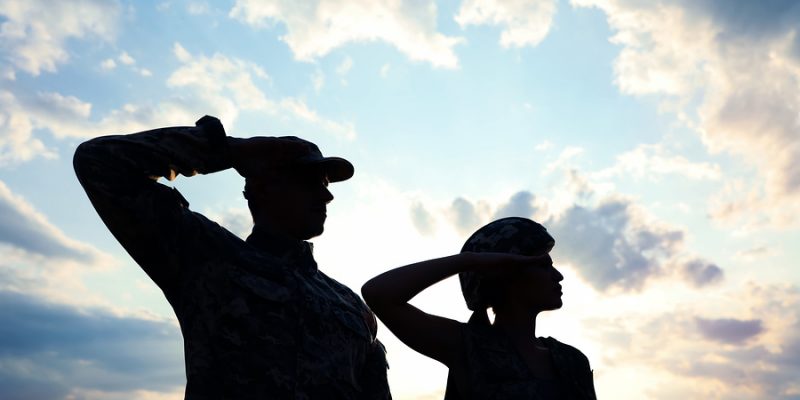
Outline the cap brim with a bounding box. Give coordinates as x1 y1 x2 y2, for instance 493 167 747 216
297 156 354 182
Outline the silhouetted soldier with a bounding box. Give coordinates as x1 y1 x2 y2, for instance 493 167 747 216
74 116 390 399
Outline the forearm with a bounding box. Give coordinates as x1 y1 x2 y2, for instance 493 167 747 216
362 253 473 309
73 116 231 287
74 116 231 188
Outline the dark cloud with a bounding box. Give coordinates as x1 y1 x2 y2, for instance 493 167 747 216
0 181 94 261
410 202 435 235
696 317 764 344
547 198 685 291
492 191 536 220
449 197 481 235
442 190 724 292
691 0 800 48
591 288 800 399
0 290 183 399
682 259 724 287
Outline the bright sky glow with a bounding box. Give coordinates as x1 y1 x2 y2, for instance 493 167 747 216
1 0 799 399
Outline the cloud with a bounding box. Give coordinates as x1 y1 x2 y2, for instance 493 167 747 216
117 51 135 65
492 190 536 219
0 289 183 400
0 91 57 164
0 44 357 165
680 259 723 288
594 144 722 181
571 0 800 229
0 0 121 77
696 317 764 344
167 43 272 112
0 180 98 262
168 43 356 139
100 58 116 70
187 1 210 15
455 0 557 48
336 55 353 76
589 282 800 398
202 207 253 239
229 0 463 68
543 146 584 175
0 179 117 308
736 245 772 260
437 184 722 291
547 195 694 291
278 97 356 140
448 197 484 235
410 201 436 236
312 69 325 92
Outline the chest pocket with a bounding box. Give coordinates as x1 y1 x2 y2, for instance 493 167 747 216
302 272 374 342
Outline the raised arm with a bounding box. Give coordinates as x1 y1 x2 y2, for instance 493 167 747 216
361 252 541 366
73 116 238 289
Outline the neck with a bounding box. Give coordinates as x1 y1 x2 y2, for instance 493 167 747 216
493 308 539 342
252 220 303 241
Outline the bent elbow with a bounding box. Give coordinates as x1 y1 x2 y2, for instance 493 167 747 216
361 280 377 307
73 140 96 180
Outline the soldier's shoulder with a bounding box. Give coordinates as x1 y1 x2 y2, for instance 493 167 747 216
542 337 590 366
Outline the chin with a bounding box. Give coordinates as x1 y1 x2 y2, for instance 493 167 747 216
302 225 325 240
545 299 563 311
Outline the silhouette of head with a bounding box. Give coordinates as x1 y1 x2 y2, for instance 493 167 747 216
460 217 562 322
243 137 353 240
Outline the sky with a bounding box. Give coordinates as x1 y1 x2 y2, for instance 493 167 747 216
1 0 799 399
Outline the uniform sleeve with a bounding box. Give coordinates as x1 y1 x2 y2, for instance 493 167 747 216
359 339 392 400
73 116 234 290
581 355 597 400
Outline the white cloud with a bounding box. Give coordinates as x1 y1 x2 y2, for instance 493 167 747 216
118 51 135 65
167 43 273 112
187 1 210 15
1 44 357 166
202 207 252 239
0 0 122 77
0 91 56 164
336 55 353 85
100 58 117 70
410 201 436 236
571 0 800 229
455 0 558 48
380 63 391 78
312 69 325 92
139 68 152 77
279 97 356 140
534 140 553 151
594 143 721 181
336 56 353 75
229 0 463 68
543 146 584 174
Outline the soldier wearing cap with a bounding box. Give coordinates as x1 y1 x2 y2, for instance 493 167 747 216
362 217 596 399
74 116 390 399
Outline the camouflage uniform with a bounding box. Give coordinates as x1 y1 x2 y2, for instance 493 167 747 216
445 217 596 399
446 323 596 400
73 118 391 399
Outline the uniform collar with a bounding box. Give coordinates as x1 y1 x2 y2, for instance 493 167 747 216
246 225 317 273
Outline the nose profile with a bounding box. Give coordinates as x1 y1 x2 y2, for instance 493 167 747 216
322 185 334 204
554 266 564 282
